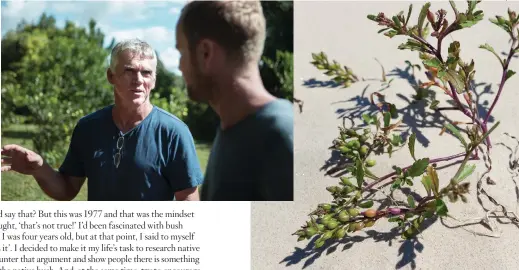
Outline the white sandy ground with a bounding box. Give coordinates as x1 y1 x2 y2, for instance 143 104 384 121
252 1 519 269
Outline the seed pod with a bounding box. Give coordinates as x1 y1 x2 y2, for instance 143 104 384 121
427 10 435 25
339 146 351 154
317 224 325 232
326 186 338 194
314 239 325 249
354 222 365 231
322 230 333 240
364 209 377 218
327 220 339 230
360 145 369 156
335 227 347 239
342 186 353 195
305 227 317 237
348 208 360 217
359 135 368 143
344 81 352 88
346 129 357 137
365 220 375 228
295 230 306 236
340 177 354 186
347 139 360 150
366 159 377 167
338 211 350 223
388 208 402 215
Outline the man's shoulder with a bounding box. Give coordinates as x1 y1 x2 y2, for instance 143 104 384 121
258 98 293 137
76 105 113 127
152 106 192 134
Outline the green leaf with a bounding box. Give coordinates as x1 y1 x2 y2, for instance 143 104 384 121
423 58 442 68
418 3 432 33
479 43 504 66
406 4 413 25
378 27 390 33
460 19 480 28
408 132 417 161
412 217 421 229
391 134 402 146
443 69 466 94
389 103 398 118
505 70 516 82
388 217 401 222
423 210 434 218
421 175 433 196
398 39 424 51
364 167 379 180
449 0 459 17
468 0 477 13
435 199 448 216
445 123 468 150
426 165 440 196
429 100 440 110
383 112 391 128
355 159 364 188
391 178 403 191
453 163 476 184
367 14 377 21
407 195 416 208
362 113 375 124
385 30 398 38
407 158 430 177
387 144 393 158
406 178 414 186
359 200 374 208
393 16 402 29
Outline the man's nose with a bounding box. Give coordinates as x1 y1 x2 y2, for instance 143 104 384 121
134 71 144 84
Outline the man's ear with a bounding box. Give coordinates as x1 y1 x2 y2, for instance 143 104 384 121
106 68 114 85
197 39 215 72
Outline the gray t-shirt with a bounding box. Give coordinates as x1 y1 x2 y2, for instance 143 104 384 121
201 98 294 201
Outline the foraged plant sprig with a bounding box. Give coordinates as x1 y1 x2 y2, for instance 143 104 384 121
311 52 360 87
295 1 518 250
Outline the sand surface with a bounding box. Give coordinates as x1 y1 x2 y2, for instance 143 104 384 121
252 1 519 269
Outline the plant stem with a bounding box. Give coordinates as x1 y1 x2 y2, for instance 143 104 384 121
362 152 468 192
484 38 518 125
435 107 459 111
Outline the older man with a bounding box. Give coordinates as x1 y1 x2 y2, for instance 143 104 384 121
1 39 203 201
175 1 294 201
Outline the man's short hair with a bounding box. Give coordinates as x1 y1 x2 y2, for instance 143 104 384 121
179 0 266 64
109 38 157 72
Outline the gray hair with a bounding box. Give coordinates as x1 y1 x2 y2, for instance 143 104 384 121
109 38 157 72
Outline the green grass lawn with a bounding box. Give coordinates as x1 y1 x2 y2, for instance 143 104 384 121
1 124 211 201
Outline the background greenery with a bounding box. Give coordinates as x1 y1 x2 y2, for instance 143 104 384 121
1 1 293 201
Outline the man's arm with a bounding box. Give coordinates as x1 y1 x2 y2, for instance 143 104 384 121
165 124 205 201
175 186 200 201
257 117 294 201
33 163 86 201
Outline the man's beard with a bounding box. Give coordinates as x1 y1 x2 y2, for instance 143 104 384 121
187 72 213 103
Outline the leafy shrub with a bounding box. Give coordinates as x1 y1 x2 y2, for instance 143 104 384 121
294 1 518 249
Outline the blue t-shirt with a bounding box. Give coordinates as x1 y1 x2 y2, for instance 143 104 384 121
59 105 204 201
201 98 294 201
